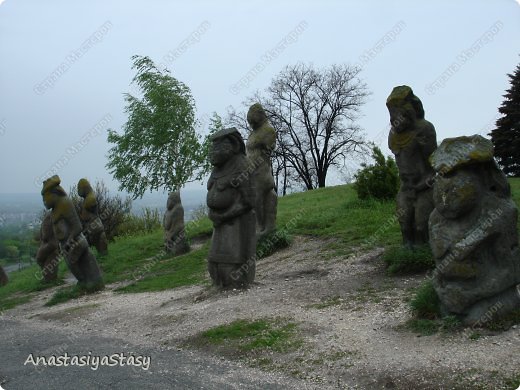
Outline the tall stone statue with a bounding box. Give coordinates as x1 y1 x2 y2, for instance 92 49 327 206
429 135 520 326
42 176 104 291
36 213 60 282
77 178 108 256
387 85 437 247
163 191 190 255
246 103 278 237
0 265 7 286
207 128 256 288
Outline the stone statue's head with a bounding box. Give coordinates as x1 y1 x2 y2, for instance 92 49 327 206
209 127 246 167
167 191 180 210
386 86 424 133
247 103 268 130
77 178 93 198
431 135 511 219
41 175 67 210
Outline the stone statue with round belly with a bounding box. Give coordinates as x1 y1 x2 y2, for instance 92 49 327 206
42 176 104 291
36 213 60 282
387 85 437 247
429 135 520 326
246 103 278 237
206 127 256 288
77 178 108 256
163 191 190 255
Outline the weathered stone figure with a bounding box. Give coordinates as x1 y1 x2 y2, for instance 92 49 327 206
36 213 60 282
77 178 108 256
246 103 278 237
387 85 437 247
163 191 190 255
42 176 103 291
0 265 7 286
207 128 256 288
429 135 520 326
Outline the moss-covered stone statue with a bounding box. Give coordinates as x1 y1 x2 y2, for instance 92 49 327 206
163 191 190 256
207 127 256 288
77 178 108 256
42 176 104 291
429 135 520 326
0 265 8 286
387 85 437 247
36 213 60 282
246 103 278 237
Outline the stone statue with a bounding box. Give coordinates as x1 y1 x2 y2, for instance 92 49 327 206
246 103 278 237
387 85 437 247
0 265 7 286
207 127 256 288
77 178 108 256
163 191 190 255
429 135 520 326
42 176 104 291
36 213 60 282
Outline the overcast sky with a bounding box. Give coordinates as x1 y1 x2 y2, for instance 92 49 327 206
0 0 519 196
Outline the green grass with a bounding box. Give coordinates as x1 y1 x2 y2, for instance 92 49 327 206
2 178 520 310
410 279 441 319
116 244 209 293
198 318 301 352
383 245 434 274
256 228 292 259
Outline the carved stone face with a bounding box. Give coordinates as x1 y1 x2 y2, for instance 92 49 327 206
43 192 56 210
167 192 180 209
247 104 267 130
434 171 479 219
210 137 236 167
388 105 415 133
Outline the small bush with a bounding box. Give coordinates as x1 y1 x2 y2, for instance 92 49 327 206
256 229 292 259
118 207 161 236
353 146 399 200
383 245 434 274
410 279 440 319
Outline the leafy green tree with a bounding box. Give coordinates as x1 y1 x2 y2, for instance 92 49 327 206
107 55 208 198
353 146 399 200
490 60 520 177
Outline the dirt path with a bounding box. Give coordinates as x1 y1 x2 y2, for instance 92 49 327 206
4 236 520 389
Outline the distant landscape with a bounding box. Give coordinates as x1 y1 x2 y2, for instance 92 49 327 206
0 188 207 229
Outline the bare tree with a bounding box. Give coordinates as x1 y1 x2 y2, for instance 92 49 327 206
253 63 370 190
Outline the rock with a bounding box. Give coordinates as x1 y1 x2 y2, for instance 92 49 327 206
386 85 437 247
429 136 520 326
206 128 257 288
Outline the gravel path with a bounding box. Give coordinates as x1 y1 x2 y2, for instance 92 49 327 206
3 236 519 389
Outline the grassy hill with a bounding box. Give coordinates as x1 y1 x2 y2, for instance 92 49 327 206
2 179 519 310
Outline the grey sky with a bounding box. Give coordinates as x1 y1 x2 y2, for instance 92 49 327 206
1 0 519 195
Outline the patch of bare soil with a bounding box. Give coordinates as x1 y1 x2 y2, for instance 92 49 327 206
7 236 520 389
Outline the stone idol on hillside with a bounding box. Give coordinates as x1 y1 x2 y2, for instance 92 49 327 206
429 135 520 326
163 191 190 256
246 103 278 238
42 176 104 291
387 85 437 247
36 213 60 282
77 179 108 256
206 127 256 288
0 265 8 286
